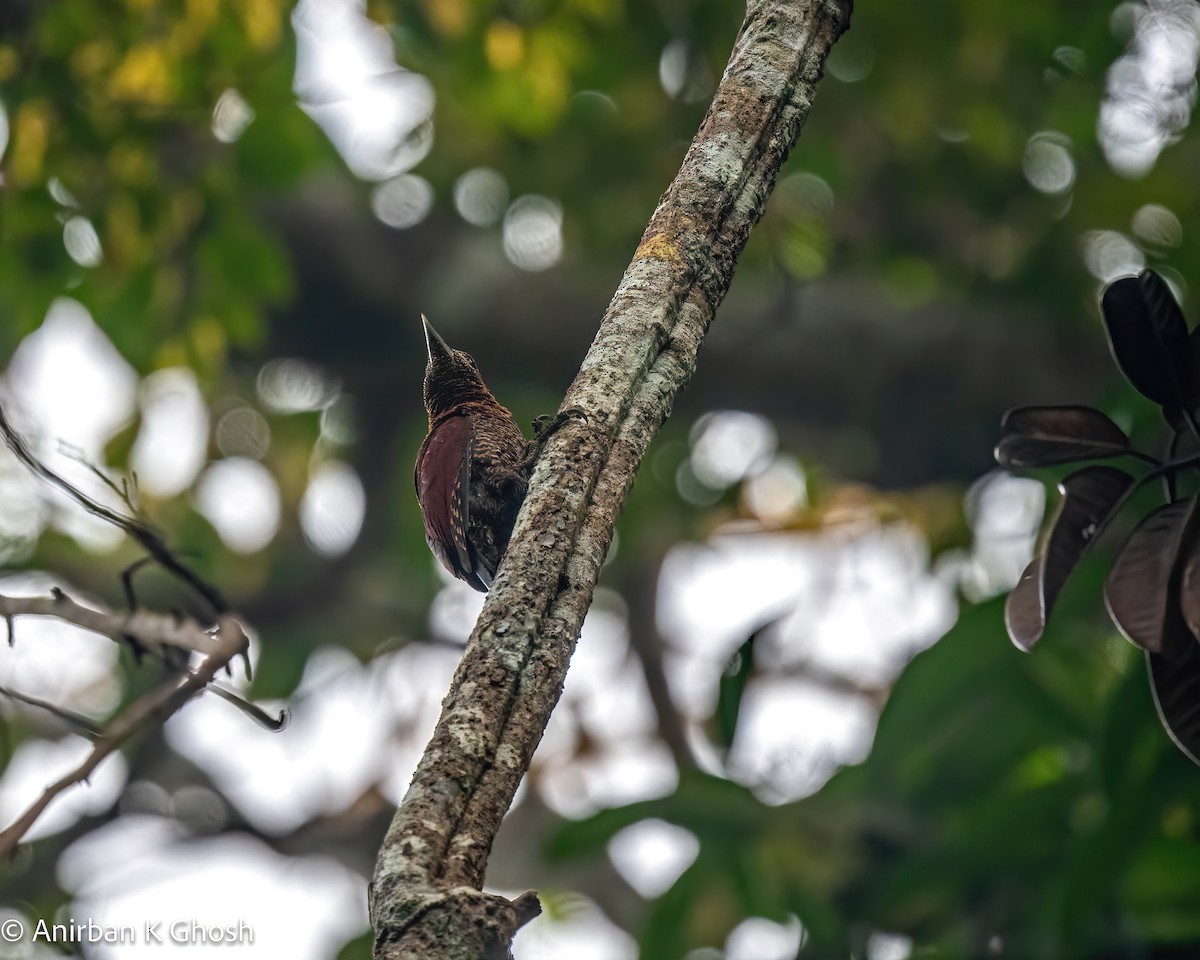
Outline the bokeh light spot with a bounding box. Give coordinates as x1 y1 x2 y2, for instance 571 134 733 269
48 175 78 207
777 171 835 217
194 457 281 553
728 677 876 801
725 916 805 960
659 38 712 101
257 358 339 413
742 455 808 523
319 395 357 447
292 0 434 181
215 404 271 460
960 473 1045 601
61 821 367 959
690 411 778 489
212 88 255 143
1131 202 1183 247
1052 45 1086 75
512 896 637 960
1099 0 1200 177
827 36 875 82
454 167 509 226
371 173 434 229
0 736 126 842
503 195 563 271
607 819 699 898
63 216 104 268
131 368 209 497
0 573 122 717
1080 229 1144 282
1023 132 1075 195
5 299 137 453
868 931 915 960
300 460 365 557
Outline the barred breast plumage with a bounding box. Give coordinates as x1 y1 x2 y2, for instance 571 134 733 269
415 317 532 592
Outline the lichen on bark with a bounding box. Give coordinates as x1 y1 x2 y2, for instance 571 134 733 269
370 2 853 956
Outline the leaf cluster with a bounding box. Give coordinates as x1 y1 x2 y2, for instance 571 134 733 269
998 269 1200 766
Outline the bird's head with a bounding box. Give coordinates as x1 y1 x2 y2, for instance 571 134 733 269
421 315 494 419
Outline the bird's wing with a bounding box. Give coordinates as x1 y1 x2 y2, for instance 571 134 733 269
415 414 487 591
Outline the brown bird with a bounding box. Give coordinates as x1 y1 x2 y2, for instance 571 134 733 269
414 316 539 592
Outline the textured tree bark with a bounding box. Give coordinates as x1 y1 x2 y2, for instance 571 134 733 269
370 1 853 956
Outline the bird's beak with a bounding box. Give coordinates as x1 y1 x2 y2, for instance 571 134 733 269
421 314 452 362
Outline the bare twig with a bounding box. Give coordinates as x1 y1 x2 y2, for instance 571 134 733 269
0 590 219 659
0 408 280 850
776 658 890 706
619 552 697 772
0 614 249 856
0 404 228 616
0 684 103 737
58 442 143 518
208 684 289 731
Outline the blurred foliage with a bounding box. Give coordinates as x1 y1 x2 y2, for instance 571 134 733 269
1 0 1200 957
556 580 1200 956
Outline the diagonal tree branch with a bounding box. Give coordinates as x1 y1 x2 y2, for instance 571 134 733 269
370 1 853 955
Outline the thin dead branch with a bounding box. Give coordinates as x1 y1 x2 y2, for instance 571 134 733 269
0 406 282 851
208 683 289 731
0 614 250 856
0 684 103 738
0 590 219 659
0 404 228 616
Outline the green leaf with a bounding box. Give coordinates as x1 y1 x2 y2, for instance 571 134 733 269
714 620 771 752
547 771 761 861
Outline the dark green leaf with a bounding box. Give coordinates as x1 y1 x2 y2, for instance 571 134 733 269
546 771 760 861
1147 645 1200 767
546 801 663 862
1178 534 1200 644
1005 555 1045 652
879 599 1089 791
335 929 372 960
996 405 1131 468
714 618 778 752
641 861 709 958
1097 654 1162 803
1042 467 1132 605
1101 270 1192 414
1104 497 1198 656
1122 837 1200 939
1004 466 1132 651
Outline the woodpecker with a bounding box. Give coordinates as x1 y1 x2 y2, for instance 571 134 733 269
414 316 536 592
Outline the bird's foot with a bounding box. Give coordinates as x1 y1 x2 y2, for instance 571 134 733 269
524 408 588 472
532 407 588 442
